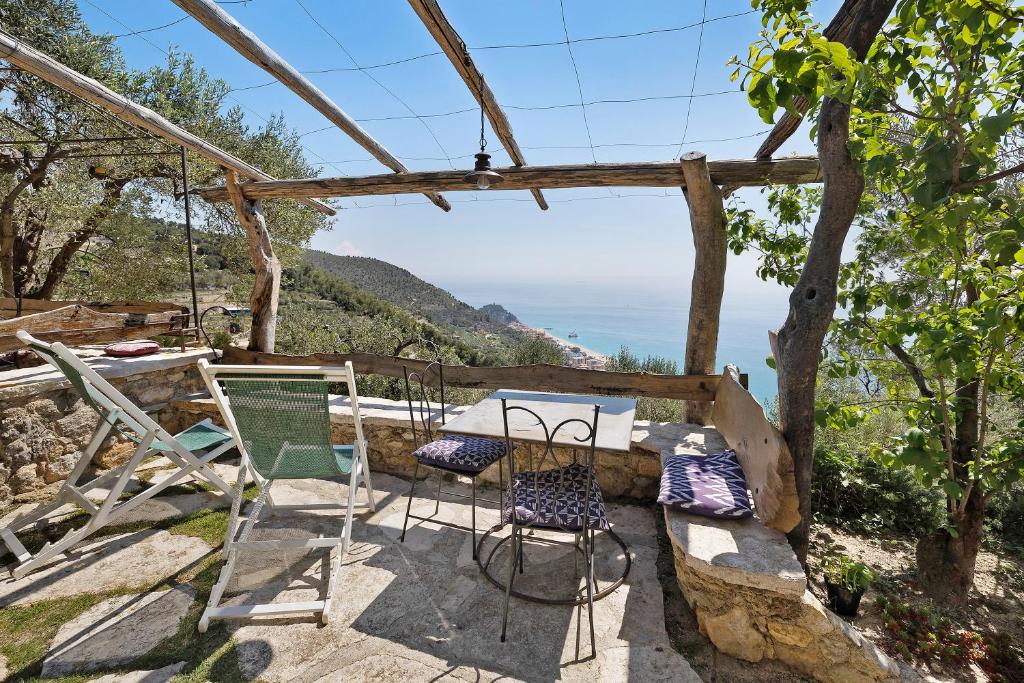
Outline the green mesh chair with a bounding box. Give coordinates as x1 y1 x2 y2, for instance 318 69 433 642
197 359 374 630
1 332 235 579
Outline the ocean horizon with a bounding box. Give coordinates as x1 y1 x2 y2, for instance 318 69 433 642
440 278 789 406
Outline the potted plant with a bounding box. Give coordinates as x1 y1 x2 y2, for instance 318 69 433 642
822 554 875 617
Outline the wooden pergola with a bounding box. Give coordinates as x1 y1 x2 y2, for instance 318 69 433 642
0 0 837 425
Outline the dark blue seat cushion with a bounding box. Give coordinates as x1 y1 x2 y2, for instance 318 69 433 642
657 450 753 519
413 434 506 474
502 464 609 531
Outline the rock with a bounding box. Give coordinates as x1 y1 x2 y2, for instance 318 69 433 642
0 529 210 607
10 463 40 494
95 440 139 469
84 661 186 682
663 507 807 596
700 605 772 662
0 652 8 681
41 585 194 677
768 621 814 648
112 491 230 525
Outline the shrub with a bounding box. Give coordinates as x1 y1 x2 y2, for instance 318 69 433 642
813 444 944 536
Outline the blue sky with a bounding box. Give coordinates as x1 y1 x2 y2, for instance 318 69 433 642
76 0 838 304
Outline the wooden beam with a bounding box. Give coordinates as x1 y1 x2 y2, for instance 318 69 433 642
220 346 748 402
0 304 183 352
224 170 280 352
171 0 450 213
406 0 547 210
1 298 185 319
194 156 822 202
680 152 727 426
0 28 334 216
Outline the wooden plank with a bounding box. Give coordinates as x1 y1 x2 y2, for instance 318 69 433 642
680 152 727 426
194 156 822 202
171 0 450 212
0 28 334 217
220 346 727 401
0 298 185 319
0 304 183 352
406 0 546 210
710 365 800 533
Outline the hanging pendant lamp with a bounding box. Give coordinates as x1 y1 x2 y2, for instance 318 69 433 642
464 97 503 190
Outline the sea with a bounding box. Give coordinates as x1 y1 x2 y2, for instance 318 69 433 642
440 278 789 405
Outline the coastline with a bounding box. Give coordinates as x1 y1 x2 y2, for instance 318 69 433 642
509 321 609 370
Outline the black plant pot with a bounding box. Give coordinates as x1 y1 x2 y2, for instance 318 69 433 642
825 579 865 617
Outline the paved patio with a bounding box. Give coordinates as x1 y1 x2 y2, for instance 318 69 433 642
1 468 702 682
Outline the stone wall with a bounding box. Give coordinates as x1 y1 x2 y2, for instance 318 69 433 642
664 499 905 683
175 395 728 501
0 350 214 511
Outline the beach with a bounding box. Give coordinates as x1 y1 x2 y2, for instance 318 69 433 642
509 321 609 370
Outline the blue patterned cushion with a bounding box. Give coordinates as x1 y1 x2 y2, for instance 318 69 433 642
413 435 506 474
502 464 609 531
658 450 752 519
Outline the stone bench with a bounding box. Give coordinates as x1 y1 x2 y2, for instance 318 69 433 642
656 369 905 683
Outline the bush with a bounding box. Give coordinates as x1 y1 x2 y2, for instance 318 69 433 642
813 444 944 535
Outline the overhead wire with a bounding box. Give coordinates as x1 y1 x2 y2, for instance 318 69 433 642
557 0 598 165
292 0 456 170
676 0 708 157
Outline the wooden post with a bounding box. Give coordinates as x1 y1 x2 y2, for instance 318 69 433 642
680 152 727 425
224 170 280 352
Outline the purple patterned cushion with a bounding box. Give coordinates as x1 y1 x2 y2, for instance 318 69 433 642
502 464 609 531
658 450 752 519
413 435 506 473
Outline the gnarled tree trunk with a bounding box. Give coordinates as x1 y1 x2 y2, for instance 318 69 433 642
224 169 280 352
772 0 896 565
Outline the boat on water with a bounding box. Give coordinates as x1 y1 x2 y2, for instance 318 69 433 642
567 330 579 339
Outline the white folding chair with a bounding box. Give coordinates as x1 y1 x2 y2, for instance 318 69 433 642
1 331 235 579
197 360 374 630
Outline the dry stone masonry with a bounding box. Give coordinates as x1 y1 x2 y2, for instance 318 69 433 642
0 349 212 511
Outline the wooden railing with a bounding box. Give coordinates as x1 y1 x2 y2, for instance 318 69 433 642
221 347 748 402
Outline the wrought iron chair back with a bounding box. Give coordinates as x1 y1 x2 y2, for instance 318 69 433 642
500 399 601 535
402 361 445 448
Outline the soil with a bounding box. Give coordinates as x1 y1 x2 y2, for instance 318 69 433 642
807 526 1024 683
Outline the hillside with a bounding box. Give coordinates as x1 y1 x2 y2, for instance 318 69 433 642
303 250 522 345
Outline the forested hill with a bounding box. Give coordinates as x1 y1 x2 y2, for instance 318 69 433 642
303 250 516 339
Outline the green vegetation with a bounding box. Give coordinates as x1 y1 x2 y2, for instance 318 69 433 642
607 346 683 422
822 555 875 592
729 0 1024 603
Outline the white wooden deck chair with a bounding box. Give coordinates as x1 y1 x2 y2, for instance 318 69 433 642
196 360 375 630
1 331 235 579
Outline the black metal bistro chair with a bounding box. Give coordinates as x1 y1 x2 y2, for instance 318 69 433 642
490 399 608 660
398 362 505 560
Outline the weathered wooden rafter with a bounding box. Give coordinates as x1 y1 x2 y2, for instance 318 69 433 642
194 156 821 202
406 0 547 210
0 29 334 216
171 0 451 212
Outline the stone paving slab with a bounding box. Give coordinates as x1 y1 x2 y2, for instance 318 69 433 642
42 585 194 677
87 661 185 683
0 529 210 607
212 473 701 683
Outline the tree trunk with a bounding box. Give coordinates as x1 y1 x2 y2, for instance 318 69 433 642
32 178 129 299
680 152 727 425
915 487 985 607
224 169 281 352
772 0 896 565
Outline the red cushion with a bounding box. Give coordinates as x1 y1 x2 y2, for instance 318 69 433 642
104 341 161 357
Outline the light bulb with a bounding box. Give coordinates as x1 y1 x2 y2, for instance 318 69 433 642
477 175 491 190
